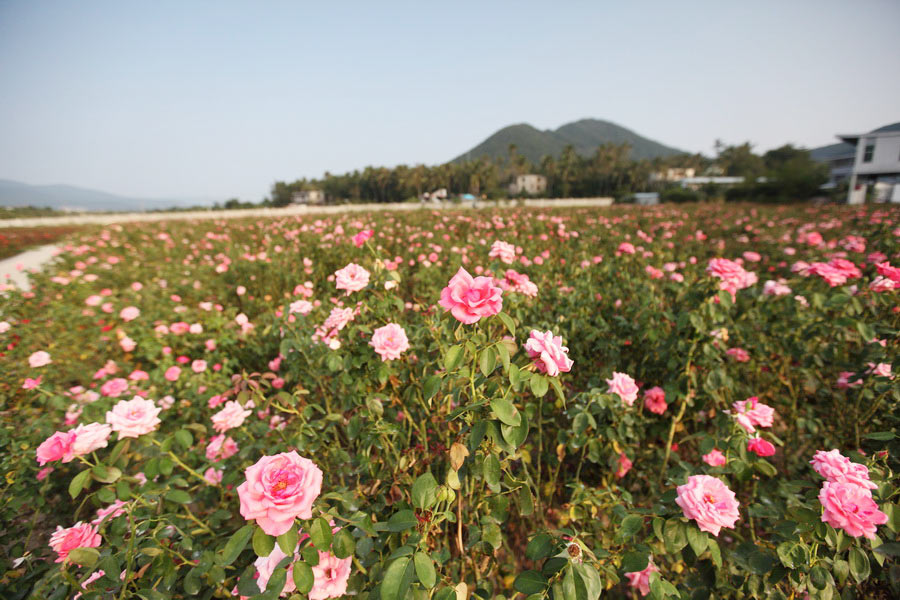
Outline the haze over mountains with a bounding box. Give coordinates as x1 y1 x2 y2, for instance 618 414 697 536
0 179 213 212
451 118 685 164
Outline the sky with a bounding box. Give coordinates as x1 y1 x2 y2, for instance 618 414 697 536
1 0 899 201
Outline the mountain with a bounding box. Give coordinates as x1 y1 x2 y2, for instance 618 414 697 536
451 118 684 164
0 179 214 212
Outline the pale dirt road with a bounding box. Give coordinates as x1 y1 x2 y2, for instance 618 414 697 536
0 244 61 292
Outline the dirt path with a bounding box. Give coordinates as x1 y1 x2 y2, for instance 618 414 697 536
0 244 61 291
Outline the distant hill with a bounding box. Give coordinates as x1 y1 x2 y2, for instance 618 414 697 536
0 179 214 212
451 118 685 164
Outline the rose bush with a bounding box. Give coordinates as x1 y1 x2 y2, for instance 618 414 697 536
0 203 898 599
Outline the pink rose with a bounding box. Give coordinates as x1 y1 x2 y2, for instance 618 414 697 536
164 366 181 381
747 437 775 457
49 522 101 563
22 376 42 390
624 558 660 597
71 422 112 456
254 544 299 596
702 449 727 467
334 263 370 294
36 431 77 465
438 267 503 324
106 396 162 439
369 323 410 362
191 359 207 373
819 481 887 539
524 330 573 377
212 401 252 433
92 499 128 524
352 229 374 247
204 467 223 486
100 377 129 398
615 452 632 478
875 261 900 283
119 306 140 321
731 397 774 433
488 240 517 264
206 434 239 462
237 451 323 536
29 350 52 368
810 449 877 490
606 372 639 406
309 550 352 600
675 474 740 536
725 347 749 362
73 569 105 600
643 386 667 414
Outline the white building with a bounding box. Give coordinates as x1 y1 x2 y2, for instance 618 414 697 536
649 167 696 183
291 190 326 205
508 174 547 196
836 124 900 204
678 176 744 190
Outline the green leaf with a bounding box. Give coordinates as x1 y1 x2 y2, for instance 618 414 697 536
619 515 643 539
92 464 122 484
809 565 828 589
518 486 535 517
66 547 99 567
621 551 649 573
300 544 319 566
277 524 299 555
497 312 516 336
332 528 355 559
309 517 333 551
708 538 722 568
264 567 287 595
413 551 436 589
663 518 688 554
412 472 438 509
514 570 548 595
252 526 275 557
490 397 521 426
483 454 501 490
549 377 566 403
164 490 191 504
292 561 314 594
387 509 416 531
496 342 510 372
863 431 895 441
444 345 464 372
423 375 442 401
174 429 193 449
686 526 708 556
526 533 554 560
479 347 497 377
69 469 92 499
221 525 254 565
832 559 849 586
530 374 549 398
380 556 415 600
848 547 870 583
873 542 900 557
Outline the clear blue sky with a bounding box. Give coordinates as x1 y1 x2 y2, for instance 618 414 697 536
1 0 898 201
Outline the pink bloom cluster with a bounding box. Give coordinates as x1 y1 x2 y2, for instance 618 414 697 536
351 229 373 247
253 530 351 599
675 474 740 536
807 258 862 287
370 323 410 361
731 397 774 434
488 240 517 264
48 522 101 563
810 449 886 539
497 269 538 297
334 263 370 294
706 258 757 299
524 330 573 377
106 396 162 439
212 401 252 433
237 451 323 536
439 267 503 324
643 386 667 414
624 558 660 597
313 307 357 348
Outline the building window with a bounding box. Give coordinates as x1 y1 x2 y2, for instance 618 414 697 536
863 142 874 163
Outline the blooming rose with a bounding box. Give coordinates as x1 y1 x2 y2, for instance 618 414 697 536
164 366 181 381
624 558 660 597
204 467 223 485
49 522 101 563
309 550 353 600
191 359 207 373
334 263 370 294
819 481 887 539
92 499 128 524
675 474 740 536
606 372 639 406
875 261 900 283
615 452 632 478
36 431 77 465
489 240 517 264
732 397 774 433
438 267 503 324
106 396 162 439
702 449 727 467
71 422 112 456
352 229 373 247
22 376 41 390
725 347 749 362
369 323 410 361
809 449 877 490
212 401 252 433
29 351 52 368
237 451 323 536
100 377 129 398
643 386 667 414
73 569 105 600
119 306 140 321
206 434 239 462
747 437 775 457
254 543 300 596
524 330 573 377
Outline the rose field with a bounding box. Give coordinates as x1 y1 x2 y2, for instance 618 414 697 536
1 203 899 600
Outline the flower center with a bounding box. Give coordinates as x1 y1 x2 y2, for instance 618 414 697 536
704 493 716 504
272 478 288 493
